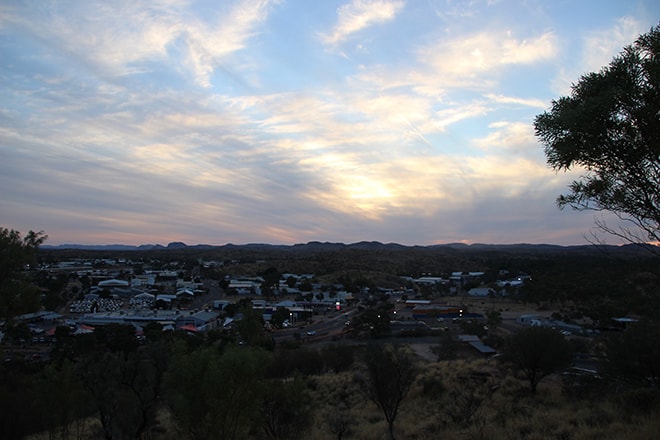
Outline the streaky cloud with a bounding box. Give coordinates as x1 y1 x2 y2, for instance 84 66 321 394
320 0 405 46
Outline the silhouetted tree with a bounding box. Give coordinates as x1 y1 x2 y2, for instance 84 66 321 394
324 380 356 440
165 346 267 440
270 306 290 329
37 360 92 440
354 307 391 338
606 319 660 387
534 25 660 247
501 327 573 394
435 332 459 361
260 266 281 298
321 343 355 373
356 344 418 440
443 371 498 428
236 301 265 346
0 228 47 323
485 309 502 329
261 376 313 440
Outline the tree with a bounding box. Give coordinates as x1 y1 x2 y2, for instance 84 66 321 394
353 307 391 338
75 325 168 440
434 332 459 361
534 25 660 246
261 376 313 440
323 379 356 440
298 278 313 292
606 320 660 388
485 309 502 330
501 327 573 394
259 267 281 298
443 372 497 429
236 302 267 346
0 228 47 322
270 306 290 329
37 360 93 440
165 346 267 440
355 344 418 440
321 343 355 373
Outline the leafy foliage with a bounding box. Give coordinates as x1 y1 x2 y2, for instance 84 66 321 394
606 320 660 387
261 376 313 440
165 346 268 440
356 344 418 440
0 228 47 321
534 25 660 245
501 327 573 394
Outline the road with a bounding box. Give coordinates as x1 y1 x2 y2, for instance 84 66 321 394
273 308 359 344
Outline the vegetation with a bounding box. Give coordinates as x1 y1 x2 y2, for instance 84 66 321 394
501 326 574 394
4 333 660 440
355 344 418 440
535 24 660 246
2 229 659 439
605 319 660 387
0 228 48 322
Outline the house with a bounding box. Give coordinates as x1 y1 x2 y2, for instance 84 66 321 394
469 341 497 356
98 279 129 288
110 287 147 298
405 299 431 308
130 292 155 309
468 287 494 297
414 277 447 285
611 317 637 330
458 334 497 356
131 274 155 287
518 314 542 326
176 279 203 290
228 280 262 295
155 294 177 305
176 310 220 331
213 300 231 310
176 288 195 298
14 310 62 324
545 319 584 335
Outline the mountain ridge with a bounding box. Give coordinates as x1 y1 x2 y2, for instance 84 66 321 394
40 240 657 254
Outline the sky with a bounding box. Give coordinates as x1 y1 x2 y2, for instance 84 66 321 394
1 1 659 247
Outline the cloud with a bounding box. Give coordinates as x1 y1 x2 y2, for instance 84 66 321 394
320 0 405 46
1 0 276 87
4 0 658 247
552 16 648 94
581 16 647 74
181 0 276 86
484 93 547 109
417 30 558 88
473 120 541 158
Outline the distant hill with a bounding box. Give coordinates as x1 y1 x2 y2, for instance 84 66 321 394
40 240 657 256
43 241 214 251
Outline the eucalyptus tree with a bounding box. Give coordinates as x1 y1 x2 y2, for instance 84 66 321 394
535 25 660 247
356 344 418 440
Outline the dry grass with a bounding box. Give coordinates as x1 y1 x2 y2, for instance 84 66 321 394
27 357 658 440
308 358 658 440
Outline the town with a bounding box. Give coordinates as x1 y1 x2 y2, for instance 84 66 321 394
2 238 659 440
6 247 613 366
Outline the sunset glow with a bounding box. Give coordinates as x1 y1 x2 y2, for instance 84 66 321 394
1 1 658 246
